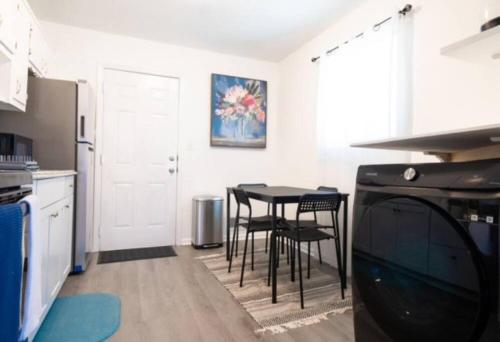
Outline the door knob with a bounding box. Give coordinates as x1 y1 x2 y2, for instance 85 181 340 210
169 168 175 174
169 156 175 162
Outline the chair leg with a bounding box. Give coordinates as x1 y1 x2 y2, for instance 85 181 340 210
334 237 345 299
239 231 250 287
251 231 255 271
317 240 323 264
307 241 311 279
286 238 290 265
276 235 280 268
235 226 239 257
265 231 269 254
228 225 238 273
297 240 305 309
267 236 272 286
291 239 295 282
281 234 285 254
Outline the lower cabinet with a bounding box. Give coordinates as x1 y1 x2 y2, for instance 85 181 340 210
34 176 74 318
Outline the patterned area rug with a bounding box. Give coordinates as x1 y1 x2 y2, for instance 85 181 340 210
198 248 352 334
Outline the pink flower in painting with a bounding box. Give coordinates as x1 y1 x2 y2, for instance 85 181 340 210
241 94 256 107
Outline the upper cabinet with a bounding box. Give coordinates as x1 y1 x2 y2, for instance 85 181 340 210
0 0 49 112
0 0 17 55
28 6 49 77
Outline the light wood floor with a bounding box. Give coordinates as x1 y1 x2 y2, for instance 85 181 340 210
60 241 354 342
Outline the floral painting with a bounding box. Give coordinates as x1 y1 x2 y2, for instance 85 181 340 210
211 74 267 148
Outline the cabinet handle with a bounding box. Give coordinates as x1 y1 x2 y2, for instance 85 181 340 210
16 81 21 94
51 213 59 218
65 205 70 208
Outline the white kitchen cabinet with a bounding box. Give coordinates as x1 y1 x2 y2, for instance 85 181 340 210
33 175 75 325
0 0 17 56
12 1 30 108
0 0 30 111
0 0 49 111
28 7 49 77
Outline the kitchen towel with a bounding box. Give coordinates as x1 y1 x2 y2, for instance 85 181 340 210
0 204 23 342
19 195 43 342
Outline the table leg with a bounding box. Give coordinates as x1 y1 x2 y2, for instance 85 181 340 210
281 204 285 254
226 190 231 261
271 201 278 304
342 196 348 289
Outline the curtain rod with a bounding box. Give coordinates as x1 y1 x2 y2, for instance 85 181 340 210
311 4 413 63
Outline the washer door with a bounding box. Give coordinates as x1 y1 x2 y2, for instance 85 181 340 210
353 197 488 342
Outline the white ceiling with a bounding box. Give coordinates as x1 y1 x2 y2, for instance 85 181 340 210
28 0 362 61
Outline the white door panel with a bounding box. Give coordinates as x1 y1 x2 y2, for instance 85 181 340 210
100 69 179 251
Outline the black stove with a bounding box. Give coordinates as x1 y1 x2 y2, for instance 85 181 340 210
0 171 33 205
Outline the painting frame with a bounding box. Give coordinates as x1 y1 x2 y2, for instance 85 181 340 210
210 73 268 148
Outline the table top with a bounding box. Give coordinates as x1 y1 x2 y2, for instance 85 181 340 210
227 186 348 203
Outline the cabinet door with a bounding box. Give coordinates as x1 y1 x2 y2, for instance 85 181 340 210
61 198 74 277
40 208 51 314
0 0 16 55
28 18 49 77
11 0 30 107
47 205 63 301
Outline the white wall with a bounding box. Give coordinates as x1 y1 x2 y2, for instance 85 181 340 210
41 21 283 249
278 0 500 270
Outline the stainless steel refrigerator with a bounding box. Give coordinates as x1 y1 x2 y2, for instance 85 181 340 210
0 76 95 273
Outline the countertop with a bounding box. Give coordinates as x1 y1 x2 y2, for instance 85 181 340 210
31 170 77 180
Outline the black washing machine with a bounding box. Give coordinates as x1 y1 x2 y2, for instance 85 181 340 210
352 159 500 342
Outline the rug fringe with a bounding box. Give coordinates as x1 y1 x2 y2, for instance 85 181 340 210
255 307 352 335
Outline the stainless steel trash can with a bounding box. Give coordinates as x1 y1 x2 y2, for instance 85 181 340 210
192 195 224 249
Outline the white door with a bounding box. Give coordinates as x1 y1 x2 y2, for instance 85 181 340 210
100 68 179 251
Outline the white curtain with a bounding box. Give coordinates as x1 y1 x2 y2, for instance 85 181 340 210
315 11 413 272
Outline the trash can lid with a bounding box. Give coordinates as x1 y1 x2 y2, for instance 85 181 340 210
193 195 224 201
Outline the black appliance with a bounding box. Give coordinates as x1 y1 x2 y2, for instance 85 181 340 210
0 170 32 204
352 159 500 342
0 133 33 159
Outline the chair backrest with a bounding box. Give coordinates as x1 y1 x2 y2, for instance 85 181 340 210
317 186 338 193
297 193 342 218
237 183 269 214
232 188 251 208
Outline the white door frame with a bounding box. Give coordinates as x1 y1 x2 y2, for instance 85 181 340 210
94 64 181 251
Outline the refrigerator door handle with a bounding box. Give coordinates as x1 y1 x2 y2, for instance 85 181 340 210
80 115 85 138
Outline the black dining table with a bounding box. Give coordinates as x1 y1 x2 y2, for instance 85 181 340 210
225 186 349 304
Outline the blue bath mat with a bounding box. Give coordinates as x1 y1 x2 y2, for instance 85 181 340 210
34 293 121 342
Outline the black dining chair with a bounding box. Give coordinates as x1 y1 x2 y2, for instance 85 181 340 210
294 186 338 266
233 183 287 257
278 192 344 309
236 184 272 255
228 188 289 288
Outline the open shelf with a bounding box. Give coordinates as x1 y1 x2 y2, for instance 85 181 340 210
351 124 500 161
441 25 500 65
